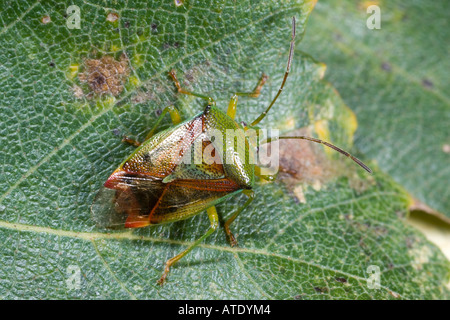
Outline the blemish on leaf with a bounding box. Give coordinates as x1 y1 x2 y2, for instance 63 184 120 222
41 15 51 24
131 54 144 68
174 0 184 7
314 120 332 154
280 116 296 131
389 291 401 299
421 78 433 89
131 77 168 105
311 180 322 191
163 42 181 50
442 144 450 153
110 44 121 52
314 286 328 293
128 75 141 87
316 63 327 79
277 128 333 187
67 63 79 80
333 33 342 42
293 185 306 204
405 236 415 249
335 277 347 284
106 12 119 23
78 54 130 96
72 85 84 99
381 62 392 72
348 172 376 194
408 245 432 270
275 123 374 200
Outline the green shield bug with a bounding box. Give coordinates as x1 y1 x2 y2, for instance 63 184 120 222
91 17 371 285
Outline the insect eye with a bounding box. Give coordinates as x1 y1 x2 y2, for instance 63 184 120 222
203 104 211 114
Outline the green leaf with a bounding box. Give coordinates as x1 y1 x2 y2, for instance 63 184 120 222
0 0 449 299
301 0 450 218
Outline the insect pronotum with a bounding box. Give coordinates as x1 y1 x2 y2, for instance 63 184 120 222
91 17 371 285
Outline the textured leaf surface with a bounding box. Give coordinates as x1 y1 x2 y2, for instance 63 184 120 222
0 0 449 299
301 0 450 217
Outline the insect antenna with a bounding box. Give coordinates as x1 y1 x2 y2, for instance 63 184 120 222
261 135 372 173
250 17 296 127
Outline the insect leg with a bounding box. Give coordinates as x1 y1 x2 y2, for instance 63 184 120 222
144 105 182 140
157 206 219 285
121 105 182 146
169 69 215 106
227 74 269 120
121 136 142 147
224 190 254 247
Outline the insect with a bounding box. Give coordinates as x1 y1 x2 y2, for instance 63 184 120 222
91 17 371 285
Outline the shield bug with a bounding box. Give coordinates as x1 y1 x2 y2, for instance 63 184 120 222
91 17 371 285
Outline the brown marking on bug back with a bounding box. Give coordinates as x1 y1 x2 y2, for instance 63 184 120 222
79 54 130 96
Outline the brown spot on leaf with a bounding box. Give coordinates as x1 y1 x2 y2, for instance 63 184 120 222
335 277 347 283
389 291 401 299
381 62 391 72
174 0 184 7
269 127 375 200
79 54 130 96
106 12 119 22
131 78 167 104
272 128 335 196
314 286 328 293
421 78 433 89
333 33 342 41
72 85 84 99
41 15 51 24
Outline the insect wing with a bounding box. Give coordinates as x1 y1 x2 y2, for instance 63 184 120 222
91 174 165 228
